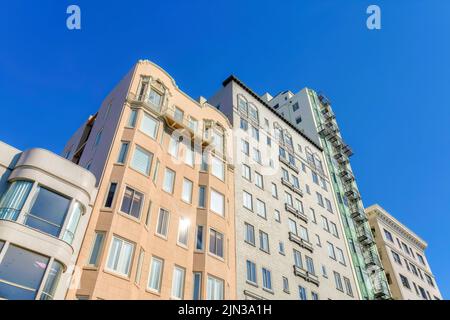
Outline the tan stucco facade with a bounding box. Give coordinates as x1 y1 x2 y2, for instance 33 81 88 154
64 60 236 300
367 204 442 300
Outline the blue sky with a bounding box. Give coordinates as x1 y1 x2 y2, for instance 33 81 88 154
0 0 449 298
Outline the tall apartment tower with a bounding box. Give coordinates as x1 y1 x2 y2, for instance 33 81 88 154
209 77 359 300
62 60 236 300
261 88 391 299
0 141 97 300
366 204 442 300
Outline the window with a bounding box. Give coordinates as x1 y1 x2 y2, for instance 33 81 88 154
288 218 297 235
279 241 285 255
315 234 321 247
310 208 317 223
245 223 255 245
256 199 267 218
259 230 269 253
322 265 328 278
296 117 302 124
282 168 289 181
251 126 259 141
94 129 102 147
174 107 184 122
211 130 224 154
192 272 202 300
285 192 293 207
128 109 138 127
311 292 319 300
391 250 402 265
316 192 324 207
246 260 257 284
171 266 185 299
283 277 289 293
168 136 180 158
298 226 308 242
417 253 426 266
312 172 319 185
327 242 336 260
293 102 299 112
207 276 224 300
163 168 176 194
104 183 117 208
152 159 160 183
271 183 278 198
106 236 134 276
274 210 281 222
27 186 70 237
148 257 163 292
0 245 50 300
425 274 434 287
253 148 261 164
291 176 300 189
255 172 264 189
149 88 163 106
321 216 329 232
243 191 253 211
196 225 204 251
242 164 251 181
184 143 194 167
241 139 249 156
211 156 225 181
295 199 304 214
188 117 198 133
248 104 259 122
117 142 129 164
198 186 206 208
140 113 159 139
87 231 105 266
39 260 63 300
181 179 193 204
330 222 339 238
131 146 153 175
298 286 307 300
344 277 353 296
135 249 145 285
336 248 346 265
334 271 343 291
266 136 271 146
120 187 144 219
400 274 410 289
177 217 190 247
401 242 410 255
305 256 315 275
240 118 248 131
325 198 333 213
210 190 225 216
293 249 302 268
156 208 170 237
209 229 224 258
262 268 272 291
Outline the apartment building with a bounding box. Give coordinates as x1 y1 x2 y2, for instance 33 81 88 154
366 204 442 300
208 76 359 300
261 88 391 300
0 141 97 300
62 60 236 300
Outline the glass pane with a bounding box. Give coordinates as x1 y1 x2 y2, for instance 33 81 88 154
0 181 33 220
148 258 163 291
131 147 152 175
141 113 159 139
40 261 63 300
62 202 84 244
120 187 133 214
0 245 49 300
193 273 202 300
27 187 70 237
88 232 104 266
130 191 143 219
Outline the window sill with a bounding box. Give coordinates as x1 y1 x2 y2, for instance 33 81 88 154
207 252 225 263
103 269 131 282
117 211 142 224
246 281 258 288
155 233 169 241
262 287 274 295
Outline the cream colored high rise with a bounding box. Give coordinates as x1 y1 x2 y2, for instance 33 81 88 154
63 60 236 300
366 204 442 300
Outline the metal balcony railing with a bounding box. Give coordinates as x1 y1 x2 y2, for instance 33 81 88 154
371 271 391 300
293 265 320 286
342 144 354 157
289 232 313 252
364 248 381 269
339 167 355 183
334 152 349 166
356 226 374 247
344 185 361 202
349 204 368 224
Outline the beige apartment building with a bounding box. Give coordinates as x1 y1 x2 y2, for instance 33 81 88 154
63 60 236 300
0 141 97 300
366 204 442 300
208 76 359 300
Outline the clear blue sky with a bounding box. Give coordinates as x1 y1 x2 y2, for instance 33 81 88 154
0 0 448 298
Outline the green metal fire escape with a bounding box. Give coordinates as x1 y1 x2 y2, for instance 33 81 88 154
308 89 391 300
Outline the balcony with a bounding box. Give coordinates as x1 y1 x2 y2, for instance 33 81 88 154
127 92 164 115
339 168 355 183
285 204 309 224
328 135 342 149
364 248 381 269
334 152 349 166
371 272 391 300
289 232 313 252
342 144 354 157
349 204 367 224
356 226 374 247
281 178 304 197
322 108 335 121
279 156 299 173
293 265 320 286
344 186 361 202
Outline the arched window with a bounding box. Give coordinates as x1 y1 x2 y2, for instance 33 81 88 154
248 103 259 123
